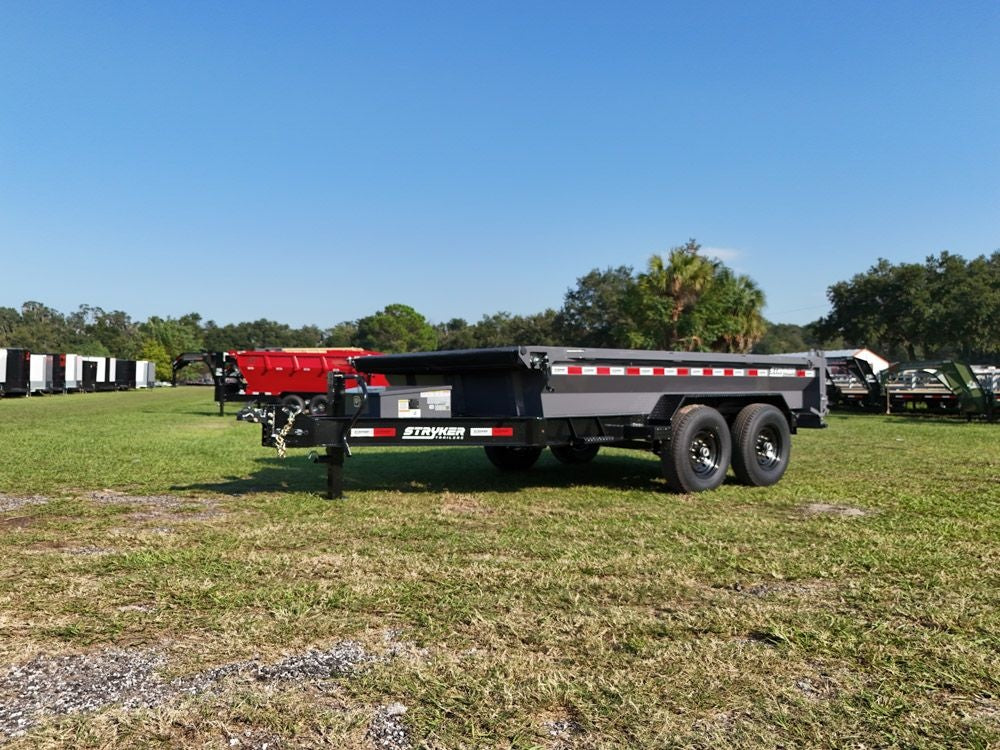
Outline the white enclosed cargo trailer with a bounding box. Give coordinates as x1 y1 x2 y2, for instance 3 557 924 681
64 354 81 391
29 354 52 394
135 360 155 388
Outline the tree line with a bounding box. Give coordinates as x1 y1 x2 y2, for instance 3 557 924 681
0 241 773 377
2 243 996 379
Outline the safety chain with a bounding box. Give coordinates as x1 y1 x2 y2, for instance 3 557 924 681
272 406 302 459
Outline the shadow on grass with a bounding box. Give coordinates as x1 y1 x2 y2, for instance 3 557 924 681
172 447 667 496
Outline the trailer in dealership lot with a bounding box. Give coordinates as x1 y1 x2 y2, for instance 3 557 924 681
174 348 390 415
0 348 31 397
248 346 828 499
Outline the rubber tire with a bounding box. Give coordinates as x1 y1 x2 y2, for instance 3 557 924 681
280 394 306 411
308 394 329 416
661 404 732 493
550 444 600 464
730 403 791 487
484 445 543 471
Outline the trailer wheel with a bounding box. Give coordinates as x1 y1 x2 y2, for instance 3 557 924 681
484 446 543 471
280 394 306 411
550 444 600 464
730 404 790 486
661 404 731 493
308 395 329 416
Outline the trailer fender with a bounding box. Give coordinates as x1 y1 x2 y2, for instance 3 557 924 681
650 393 794 431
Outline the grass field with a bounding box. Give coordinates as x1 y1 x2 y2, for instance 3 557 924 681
0 387 998 749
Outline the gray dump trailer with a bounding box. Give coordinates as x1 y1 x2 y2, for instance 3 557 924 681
249 345 827 498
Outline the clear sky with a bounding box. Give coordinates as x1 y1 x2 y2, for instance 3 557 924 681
1 1 997 328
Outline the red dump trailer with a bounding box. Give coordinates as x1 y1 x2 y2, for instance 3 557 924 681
173 348 390 415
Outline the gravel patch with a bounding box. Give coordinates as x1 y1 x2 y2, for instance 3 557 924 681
87 490 186 510
367 703 411 750
0 495 48 514
87 490 224 523
800 502 873 517
794 674 838 701
0 642 368 740
734 580 832 598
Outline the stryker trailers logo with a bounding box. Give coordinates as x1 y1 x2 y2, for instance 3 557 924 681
401 426 466 440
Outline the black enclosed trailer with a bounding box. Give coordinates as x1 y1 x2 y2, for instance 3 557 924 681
46 353 67 393
247 345 827 498
80 359 98 392
115 359 137 390
0 348 32 397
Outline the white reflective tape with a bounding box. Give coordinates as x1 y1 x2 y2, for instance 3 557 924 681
609 366 625 375
470 427 492 436
581 366 597 375
350 428 374 437
550 366 568 375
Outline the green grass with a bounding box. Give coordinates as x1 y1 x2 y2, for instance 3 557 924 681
1 388 998 748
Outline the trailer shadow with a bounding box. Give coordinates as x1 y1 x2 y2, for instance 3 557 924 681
172 447 668 496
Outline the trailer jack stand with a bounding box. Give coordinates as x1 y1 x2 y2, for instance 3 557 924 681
325 446 345 500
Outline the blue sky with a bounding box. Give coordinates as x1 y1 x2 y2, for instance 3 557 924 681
1 1 997 328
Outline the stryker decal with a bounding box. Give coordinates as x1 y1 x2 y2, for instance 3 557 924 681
401 426 467 440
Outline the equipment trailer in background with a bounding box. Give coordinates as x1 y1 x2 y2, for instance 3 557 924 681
248 346 828 498
173 349 391 416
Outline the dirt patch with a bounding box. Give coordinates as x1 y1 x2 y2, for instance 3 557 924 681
438 492 493 517
0 517 35 530
24 541 117 556
0 642 368 741
0 495 48 514
799 502 873 517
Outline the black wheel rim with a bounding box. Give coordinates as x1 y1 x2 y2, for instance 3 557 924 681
689 428 722 477
755 426 782 469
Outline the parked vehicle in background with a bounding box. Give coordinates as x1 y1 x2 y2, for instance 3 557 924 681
172 348 390 415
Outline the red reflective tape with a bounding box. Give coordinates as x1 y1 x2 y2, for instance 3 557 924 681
724 368 734 376
797 370 807 377
373 428 396 437
492 427 514 437
567 366 583 375
702 368 713 376
596 367 611 375
677 368 689 376
747 368 759 376
650 367 663 376
626 367 641 376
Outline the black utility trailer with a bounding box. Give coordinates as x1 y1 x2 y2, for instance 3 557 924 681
250 346 827 498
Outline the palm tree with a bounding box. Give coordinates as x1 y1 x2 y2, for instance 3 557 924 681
638 242 717 348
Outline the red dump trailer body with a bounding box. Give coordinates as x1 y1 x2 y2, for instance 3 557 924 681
234 349 390 400
172 348 392 415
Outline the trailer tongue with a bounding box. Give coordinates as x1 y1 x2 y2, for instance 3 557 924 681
248 346 827 498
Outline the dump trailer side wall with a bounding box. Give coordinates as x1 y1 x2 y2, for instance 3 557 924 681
355 346 826 422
